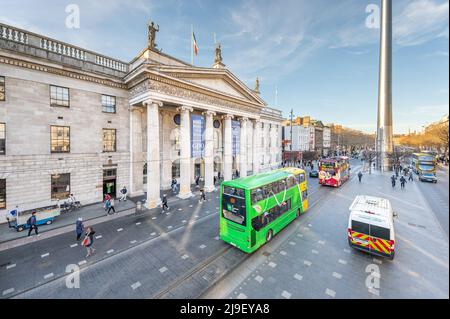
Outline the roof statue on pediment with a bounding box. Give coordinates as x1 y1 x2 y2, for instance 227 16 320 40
147 19 160 51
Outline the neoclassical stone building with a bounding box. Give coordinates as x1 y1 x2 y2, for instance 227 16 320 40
0 22 283 222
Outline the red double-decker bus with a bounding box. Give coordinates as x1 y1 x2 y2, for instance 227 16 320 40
318 156 350 187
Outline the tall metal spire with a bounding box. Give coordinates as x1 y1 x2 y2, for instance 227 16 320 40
376 0 394 172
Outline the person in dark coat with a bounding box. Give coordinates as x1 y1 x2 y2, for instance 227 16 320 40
161 194 169 213
27 211 38 237
358 171 363 183
75 217 84 241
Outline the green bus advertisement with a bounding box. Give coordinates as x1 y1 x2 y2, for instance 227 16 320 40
219 167 309 253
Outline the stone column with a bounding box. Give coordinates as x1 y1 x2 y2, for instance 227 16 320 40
178 106 194 199
130 106 144 196
203 111 216 192
223 114 233 181
161 111 172 190
144 100 163 209
239 117 248 178
252 120 260 175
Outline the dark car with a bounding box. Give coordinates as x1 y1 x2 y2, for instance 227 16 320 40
309 170 319 178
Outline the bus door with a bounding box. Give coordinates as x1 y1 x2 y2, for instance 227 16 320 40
297 172 308 212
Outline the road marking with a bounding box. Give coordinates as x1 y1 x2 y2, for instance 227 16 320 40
289 241 296 246
325 288 336 298
95 235 102 239
294 274 303 281
152 217 157 220
195 215 199 218
182 220 187 223
297 233 303 238
308 224 312 227
189 205 193 208
181 254 189 260
178 208 183 211
41 253 49 258
6 264 16 270
117 228 123 232
255 275 264 283
70 243 78 248
312 249 319 254
44 273 54 279
268 262 277 268
159 266 168 273
199 244 207 249
166 212 171 215
280 250 287 256
130 240 137 244
2 288 14 296
131 282 141 290
338 259 347 265
214 236 220 240
332 272 342 279
136 222 141 226
368 288 380 296
304 260 312 266
167 226 173 229
281 291 292 299
318 240 326 245
107 249 114 254
78 260 87 266
373 258 382 265
150 232 156 236
237 293 247 299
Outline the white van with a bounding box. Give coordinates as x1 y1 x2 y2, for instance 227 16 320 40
348 195 396 260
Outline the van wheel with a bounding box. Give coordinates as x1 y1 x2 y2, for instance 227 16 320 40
388 252 395 260
46 220 53 225
266 230 273 243
17 226 24 232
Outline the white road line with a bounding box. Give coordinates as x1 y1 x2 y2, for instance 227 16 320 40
78 260 86 266
167 226 173 229
70 243 78 248
136 222 141 226
237 293 247 299
373 258 382 265
159 266 168 273
6 264 16 270
280 251 287 256
289 241 296 246
152 217 157 220
338 259 347 265
297 233 303 238
332 272 343 279
44 273 54 279
325 288 336 298
131 282 141 290
2 288 14 296
199 244 207 249
214 236 219 240
189 205 193 208
178 208 183 211
304 260 312 266
107 249 114 254
294 274 303 281
150 232 156 236
130 240 137 244
312 249 319 254
181 254 189 260
117 228 123 232
255 275 264 283
41 253 49 258
268 262 277 268
281 291 292 299
318 240 326 245
95 235 102 239
182 220 187 223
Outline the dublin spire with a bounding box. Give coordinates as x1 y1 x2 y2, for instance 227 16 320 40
376 0 394 172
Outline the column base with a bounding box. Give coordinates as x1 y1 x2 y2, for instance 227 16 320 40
145 198 162 209
130 190 145 198
177 192 194 199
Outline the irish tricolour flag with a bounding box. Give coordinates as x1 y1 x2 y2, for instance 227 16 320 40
192 31 198 56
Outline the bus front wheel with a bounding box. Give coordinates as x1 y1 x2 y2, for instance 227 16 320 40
266 230 273 243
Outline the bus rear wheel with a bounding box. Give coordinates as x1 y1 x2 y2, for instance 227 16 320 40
266 230 273 243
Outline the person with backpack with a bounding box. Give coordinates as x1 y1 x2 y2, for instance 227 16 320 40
82 227 96 257
107 197 116 214
75 217 84 241
104 193 111 211
119 186 128 202
27 211 38 237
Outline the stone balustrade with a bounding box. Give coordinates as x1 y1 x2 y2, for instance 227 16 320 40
40 37 86 60
0 24 28 44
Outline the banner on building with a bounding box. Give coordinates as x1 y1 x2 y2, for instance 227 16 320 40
232 120 240 156
191 114 205 158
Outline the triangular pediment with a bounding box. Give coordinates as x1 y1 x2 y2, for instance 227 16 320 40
153 66 266 106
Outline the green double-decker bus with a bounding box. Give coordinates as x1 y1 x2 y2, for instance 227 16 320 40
219 167 309 253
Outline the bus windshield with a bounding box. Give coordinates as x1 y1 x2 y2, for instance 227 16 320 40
222 187 246 226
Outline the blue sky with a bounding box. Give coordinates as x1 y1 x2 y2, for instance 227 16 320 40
1 0 448 133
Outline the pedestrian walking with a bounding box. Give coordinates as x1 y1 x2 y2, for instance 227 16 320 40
408 171 414 182
82 227 96 257
195 175 200 187
199 189 206 203
107 197 116 214
391 175 396 188
75 217 84 241
358 171 363 183
118 186 128 202
104 193 111 211
171 178 178 193
161 194 169 213
27 211 38 237
400 176 407 189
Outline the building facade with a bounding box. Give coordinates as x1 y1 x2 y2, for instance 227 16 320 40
0 22 283 223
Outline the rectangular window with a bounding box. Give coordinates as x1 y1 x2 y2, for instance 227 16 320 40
102 95 116 113
0 179 5 209
103 129 116 152
0 76 5 101
50 85 70 107
51 173 70 200
222 190 246 226
51 126 70 153
0 123 5 155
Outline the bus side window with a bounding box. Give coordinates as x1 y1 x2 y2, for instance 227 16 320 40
287 176 295 188
302 189 308 201
300 173 306 183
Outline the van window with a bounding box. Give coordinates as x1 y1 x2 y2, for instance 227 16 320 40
352 220 370 234
370 225 390 240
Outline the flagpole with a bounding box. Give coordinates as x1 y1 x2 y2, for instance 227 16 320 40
191 24 194 65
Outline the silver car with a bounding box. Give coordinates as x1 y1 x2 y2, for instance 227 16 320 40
419 172 437 183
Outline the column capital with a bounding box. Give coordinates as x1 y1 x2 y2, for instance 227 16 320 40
238 117 249 123
202 110 216 117
143 99 163 108
177 105 194 113
130 105 144 113
222 114 234 121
